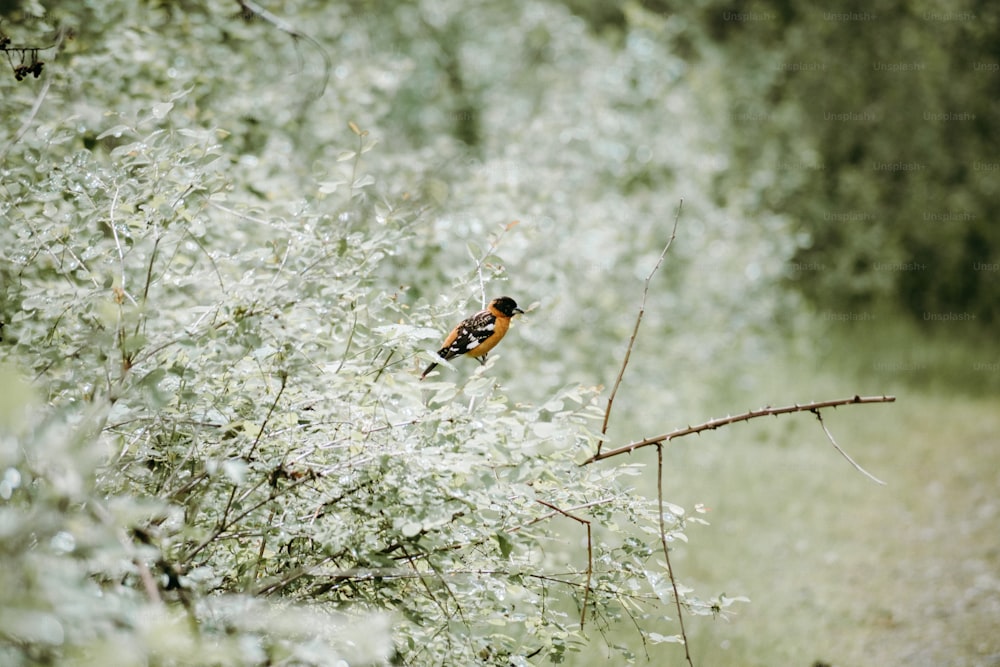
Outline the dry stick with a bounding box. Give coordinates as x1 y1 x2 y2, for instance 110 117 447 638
590 200 688 655
252 507 277 583
107 185 138 306
535 499 593 630
597 200 682 457
584 395 896 466
334 311 359 374
657 444 694 667
593 396 893 667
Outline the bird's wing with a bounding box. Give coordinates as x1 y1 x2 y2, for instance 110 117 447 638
437 310 497 359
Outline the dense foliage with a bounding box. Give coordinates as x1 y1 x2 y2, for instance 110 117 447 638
1 1 781 664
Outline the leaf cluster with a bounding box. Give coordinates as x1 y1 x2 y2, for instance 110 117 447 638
0 87 715 667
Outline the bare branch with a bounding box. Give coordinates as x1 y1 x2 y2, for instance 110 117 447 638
584 394 896 465
182 472 315 565
597 200 682 456
397 497 617 561
400 545 471 630
656 444 693 666
90 500 164 605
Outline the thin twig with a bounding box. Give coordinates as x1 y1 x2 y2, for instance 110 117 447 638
404 497 616 560
236 0 332 97
812 409 887 485
469 220 518 307
348 121 367 199
597 200 682 456
137 234 161 336
535 499 593 630
334 311 358 374
183 473 314 564
134 557 163 604
584 394 896 465
183 227 227 291
181 377 292 563
246 372 289 460
400 545 471 631
657 444 693 666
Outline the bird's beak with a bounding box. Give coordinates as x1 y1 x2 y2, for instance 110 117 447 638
514 307 525 315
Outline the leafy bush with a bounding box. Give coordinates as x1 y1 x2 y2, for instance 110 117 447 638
0 1 820 663
1 100 732 663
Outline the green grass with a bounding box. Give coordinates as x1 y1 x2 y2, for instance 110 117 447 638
667 389 1000 667
571 320 1000 666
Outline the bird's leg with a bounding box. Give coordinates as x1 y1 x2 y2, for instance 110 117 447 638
476 354 488 366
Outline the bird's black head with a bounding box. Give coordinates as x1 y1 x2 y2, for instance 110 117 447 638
490 296 524 317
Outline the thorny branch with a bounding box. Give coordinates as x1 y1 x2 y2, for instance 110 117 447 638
584 395 896 466
592 395 894 665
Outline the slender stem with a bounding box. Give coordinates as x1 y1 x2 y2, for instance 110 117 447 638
246 372 288 460
812 409 887 485
657 444 694 666
471 220 518 307
597 200 682 455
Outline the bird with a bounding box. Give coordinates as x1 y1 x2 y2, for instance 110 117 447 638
420 296 525 380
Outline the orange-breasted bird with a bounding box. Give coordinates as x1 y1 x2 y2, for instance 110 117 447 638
420 296 525 380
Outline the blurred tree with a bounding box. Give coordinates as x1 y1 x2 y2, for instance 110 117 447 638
579 0 1000 323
